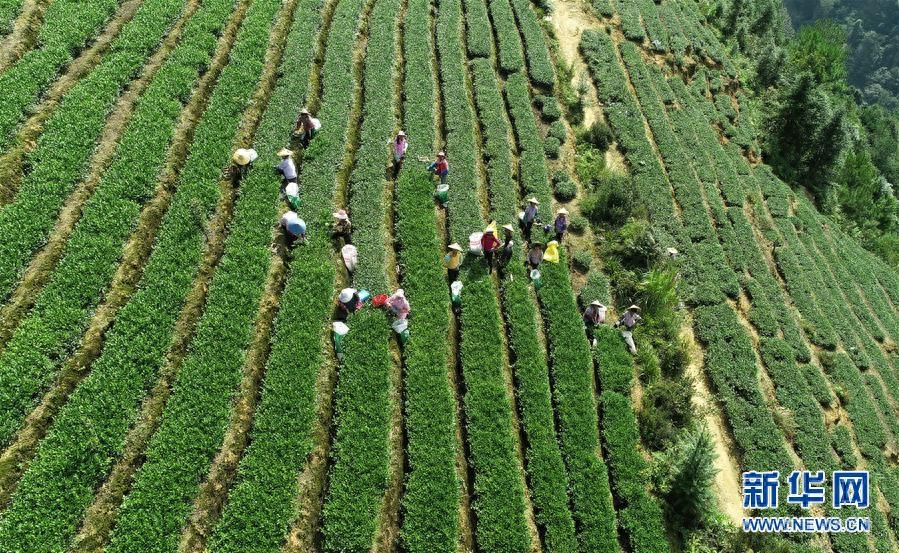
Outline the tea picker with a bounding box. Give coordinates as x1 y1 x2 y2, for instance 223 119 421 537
231 148 258 178
583 301 607 347
280 210 306 246
614 305 642 354
275 148 297 188
443 243 463 283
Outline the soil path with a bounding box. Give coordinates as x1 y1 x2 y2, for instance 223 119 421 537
549 0 601 128
682 321 744 524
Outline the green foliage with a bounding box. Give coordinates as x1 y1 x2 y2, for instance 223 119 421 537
394 0 460 549
582 173 638 228
0 0 294 548
654 429 718 535
548 119 567 142
581 120 614 152
473 57 584 553
0 0 122 148
437 10 532 550
835 146 899 264
599 391 670 553
787 20 848 92
537 94 562 121
0 0 216 446
568 214 588 233
552 173 577 201
544 136 561 158
639 378 695 450
487 0 524 73
636 268 678 319
0 0 192 304
571 249 592 272
764 72 847 202
320 0 401 547
506 0 554 87
103 0 310 549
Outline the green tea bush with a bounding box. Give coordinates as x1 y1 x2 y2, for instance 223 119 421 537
569 214 588 234
548 120 567 142
537 95 562 121
572 250 592 272
553 175 577 201
544 136 561 158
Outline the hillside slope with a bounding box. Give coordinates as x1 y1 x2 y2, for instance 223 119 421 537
565 0 899 550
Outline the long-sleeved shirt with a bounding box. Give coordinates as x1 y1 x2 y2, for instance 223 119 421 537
393 138 408 159
554 215 568 234
617 311 642 330
481 233 500 253
277 158 297 181
387 294 410 319
523 204 538 224
428 159 448 176
583 305 607 325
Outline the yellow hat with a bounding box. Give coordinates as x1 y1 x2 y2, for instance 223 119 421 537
232 149 252 166
278 148 293 157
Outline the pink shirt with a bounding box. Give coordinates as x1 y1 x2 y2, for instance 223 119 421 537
394 138 408 158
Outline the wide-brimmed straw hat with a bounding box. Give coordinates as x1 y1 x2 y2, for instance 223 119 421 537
278 148 293 157
437 151 446 157
527 197 539 204
591 300 604 306
397 130 405 136
333 209 348 220
628 304 641 311
300 108 310 115
448 243 463 251
558 207 569 215
502 223 514 232
232 149 252 166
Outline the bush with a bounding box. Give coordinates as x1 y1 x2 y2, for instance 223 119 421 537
553 176 577 201
574 143 606 188
569 214 588 234
657 337 690 378
639 377 694 450
654 429 718 536
572 250 592 272
544 136 561 158
582 173 637 227
581 120 614 152
538 95 562 121
548 120 567 143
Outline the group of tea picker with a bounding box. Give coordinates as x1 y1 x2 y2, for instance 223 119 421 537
233 108 640 357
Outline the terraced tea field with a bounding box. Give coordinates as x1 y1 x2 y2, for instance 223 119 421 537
0 0 896 550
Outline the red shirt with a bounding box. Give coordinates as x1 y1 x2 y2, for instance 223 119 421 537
481 233 500 252
433 159 448 175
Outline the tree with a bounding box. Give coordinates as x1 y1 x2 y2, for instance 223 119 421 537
654 428 719 536
787 20 848 93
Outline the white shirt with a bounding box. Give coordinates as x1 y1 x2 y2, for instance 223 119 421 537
310 117 321 130
277 158 297 180
285 181 298 197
